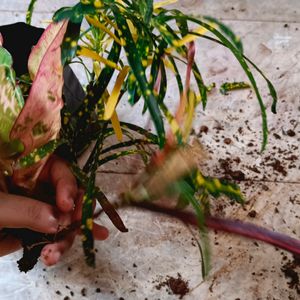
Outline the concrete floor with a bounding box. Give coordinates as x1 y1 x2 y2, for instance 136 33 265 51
0 1 299 299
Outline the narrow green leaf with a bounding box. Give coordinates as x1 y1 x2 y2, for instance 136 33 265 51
61 21 82 65
26 0 37 25
81 178 95 267
174 180 211 278
74 40 121 139
160 12 269 151
112 6 165 148
71 164 128 233
53 3 95 23
132 0 153 24
101 138 153 154
120 122 159 144
203 16 243 53
167 56 183 94
127 71 139 105
183 32 277 115
98 149 145 166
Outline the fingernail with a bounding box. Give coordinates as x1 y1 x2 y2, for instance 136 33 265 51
52 251 62 264
65 197 75 211
48 215 59 232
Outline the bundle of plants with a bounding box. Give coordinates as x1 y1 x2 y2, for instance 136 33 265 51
0 0 299 276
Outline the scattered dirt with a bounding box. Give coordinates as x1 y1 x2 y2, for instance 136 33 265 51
200 125 209 134
155 273 190 299
281 256 300 294
248 210 257 218
224 138 232 145
273 133 281 140
266 159 287 176
286 129 296 137
219 158 246 181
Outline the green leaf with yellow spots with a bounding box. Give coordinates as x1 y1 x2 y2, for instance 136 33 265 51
98 149 146 166
112 5 165 147
132 0 153 24
191 170 244 203
16 0 278 276
61 21 82 65
120 122 159 144
74 40 121 140
220 81 251 95
16 139 63 169
81 178 96 267
53 3 95 24
71 163 128 233
157 11 270 151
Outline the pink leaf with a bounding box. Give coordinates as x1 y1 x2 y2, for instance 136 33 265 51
10 20 68 156
28 22 64 81
10 20 68 188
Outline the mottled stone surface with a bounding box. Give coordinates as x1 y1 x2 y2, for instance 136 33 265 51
0 1 299 299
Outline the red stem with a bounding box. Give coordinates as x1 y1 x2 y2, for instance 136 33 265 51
132 202 300 256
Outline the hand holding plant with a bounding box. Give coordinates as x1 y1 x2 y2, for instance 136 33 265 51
0 0 299 278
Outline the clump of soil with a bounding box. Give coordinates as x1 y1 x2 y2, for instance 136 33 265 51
266 159 287 176
286 129 296 137
155 273 189 299
281 256 300 294
219 158 245 181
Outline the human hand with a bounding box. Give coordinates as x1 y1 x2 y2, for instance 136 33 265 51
0 156 109 266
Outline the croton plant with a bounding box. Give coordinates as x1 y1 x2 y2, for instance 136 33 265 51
0 0 299 275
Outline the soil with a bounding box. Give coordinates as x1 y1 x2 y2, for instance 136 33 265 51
155 273 190 299
218 158 246 181
266 159 287 176
247 210 257 218
281 256 300 294
200 125 209 134
286 129 296 137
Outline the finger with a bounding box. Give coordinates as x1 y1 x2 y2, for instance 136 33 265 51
40 192 109 266
93 223 109 240
72 189 85 221
41 198 75 266
40 231 76 266
0 192 58 233
49 157 78 213
40 222 109 266
0 233 21 257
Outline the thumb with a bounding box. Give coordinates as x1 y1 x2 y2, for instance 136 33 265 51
0 192 59 234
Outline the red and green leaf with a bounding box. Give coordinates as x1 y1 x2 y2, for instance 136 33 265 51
0 46 24 175
10 21 68 188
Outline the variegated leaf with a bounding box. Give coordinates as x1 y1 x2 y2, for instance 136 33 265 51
0 47 24 175
10 21 68 188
